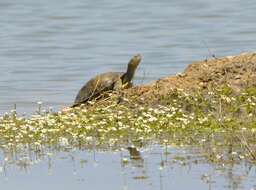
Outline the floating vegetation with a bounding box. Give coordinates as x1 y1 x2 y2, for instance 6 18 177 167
0 86 256 165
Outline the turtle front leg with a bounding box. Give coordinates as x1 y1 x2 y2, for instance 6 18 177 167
113 79 123 90
122 82 133 89
114 79 133 90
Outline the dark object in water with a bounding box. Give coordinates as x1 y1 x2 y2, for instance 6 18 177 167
127 146 142 160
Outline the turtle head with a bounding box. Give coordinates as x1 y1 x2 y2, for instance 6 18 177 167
127 54 141 71
122 54 141 84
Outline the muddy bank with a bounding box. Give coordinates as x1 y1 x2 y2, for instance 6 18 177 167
127 52 256 102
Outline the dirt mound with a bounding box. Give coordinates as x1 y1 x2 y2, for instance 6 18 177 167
127 52 256 101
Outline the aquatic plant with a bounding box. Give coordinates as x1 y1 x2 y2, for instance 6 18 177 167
0 86 256 164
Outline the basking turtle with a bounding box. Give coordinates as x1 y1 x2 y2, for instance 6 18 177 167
72 54 141 107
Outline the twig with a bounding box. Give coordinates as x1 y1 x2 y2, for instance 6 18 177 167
201 40 218 60
236 133 256 160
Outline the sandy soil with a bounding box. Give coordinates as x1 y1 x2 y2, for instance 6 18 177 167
126 52 256 102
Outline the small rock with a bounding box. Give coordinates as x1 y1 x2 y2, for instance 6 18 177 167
176 73 186 77
235 75 241 80
199 82 207 88
226 55 234 59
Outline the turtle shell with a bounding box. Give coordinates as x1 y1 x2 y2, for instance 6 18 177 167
72 72 124 107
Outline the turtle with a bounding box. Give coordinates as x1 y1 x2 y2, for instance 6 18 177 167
71 54 141 107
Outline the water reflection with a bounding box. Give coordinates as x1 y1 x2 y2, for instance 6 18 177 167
127 146 143 160
0 142 255 190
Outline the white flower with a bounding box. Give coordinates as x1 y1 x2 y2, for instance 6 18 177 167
122 158 129 163
117 121 123 127
41 129 47 134
37 101 43 105
59 137 69 146
148 117 157 122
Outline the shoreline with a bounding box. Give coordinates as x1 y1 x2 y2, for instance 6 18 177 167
124 51 256 104
0 52 256 164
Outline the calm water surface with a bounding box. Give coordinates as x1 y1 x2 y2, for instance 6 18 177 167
1 0 256 114
0 145 255 190
1 0 256 189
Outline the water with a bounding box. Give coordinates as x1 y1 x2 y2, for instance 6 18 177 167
1 0 256 189
1 0 256 114
0 145 255 190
